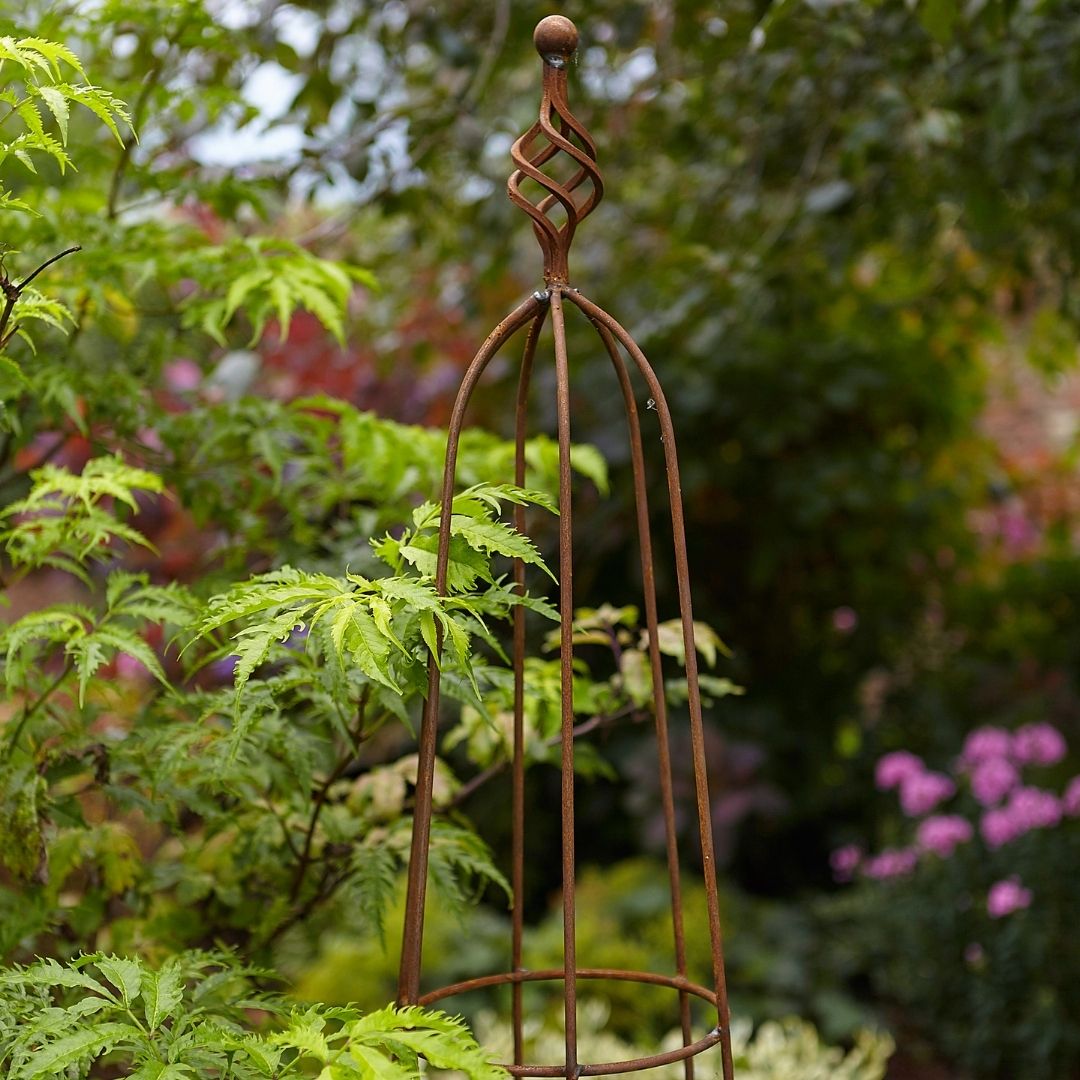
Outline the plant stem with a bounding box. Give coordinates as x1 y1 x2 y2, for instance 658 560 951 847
3 662 73 761
0 245 82 348
15 246 83 292
287 688 371 902
444 704 642 810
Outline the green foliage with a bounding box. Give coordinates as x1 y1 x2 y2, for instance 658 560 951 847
157 397 606 571
181 238 378 347
1 455 162 578
0 14 576 976
0 35 130 186
0 951 503 1080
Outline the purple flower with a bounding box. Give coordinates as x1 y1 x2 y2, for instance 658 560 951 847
980 787 1061 848
980 807 1020 849
987 876 1032 918
899 770 955 817
916 814 973 858
1063 776 1080 818
831 606 858 633
862 847 918 880
875 751 924 791
1006 786 1061 831
960 726 1012 766
1012 722 1067 767
830 844 862 882
970 757 1019 806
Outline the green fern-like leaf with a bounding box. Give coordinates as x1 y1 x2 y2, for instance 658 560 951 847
180 237 376 347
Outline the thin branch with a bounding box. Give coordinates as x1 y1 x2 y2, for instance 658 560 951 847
3 662 73 762
106 58 164 219
264 860 353 947
262 792 302 861
444 703 643 810
288 753 353 903
15 246 82 292
287 687 372 902
0 245 82 348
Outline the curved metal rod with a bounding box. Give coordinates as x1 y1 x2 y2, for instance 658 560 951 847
593 320 695 1080
550 288 579 1077
417 968 722 1078
397 291 549 1006
538 65 602 220
418 966 719 1006
512 307 548 1065
563 288 734 1080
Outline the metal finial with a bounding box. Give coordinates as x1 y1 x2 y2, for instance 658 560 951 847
508 16 604 285
533 14 579 62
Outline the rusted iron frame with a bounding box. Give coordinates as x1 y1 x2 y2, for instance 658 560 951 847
594 320 696 1077
419 968 722 1079
397 285 735 1079
512 308 547 1066
397 291 547 1006
569 290 734 1080
397 14 734 1080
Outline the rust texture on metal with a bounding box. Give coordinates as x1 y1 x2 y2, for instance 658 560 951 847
397 15 734 1079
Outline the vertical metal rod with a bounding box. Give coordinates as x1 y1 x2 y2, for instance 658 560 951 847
551 288 578 1078
593 320 695 1079
512 308 548 1064
398 293 545 1006
565 290 734 1080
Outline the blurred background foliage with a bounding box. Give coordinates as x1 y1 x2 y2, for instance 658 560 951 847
4 0 1080 1075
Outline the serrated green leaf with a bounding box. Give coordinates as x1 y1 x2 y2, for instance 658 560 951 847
18 1021 132 1078
143 958 184 1031
400 535 489 593
94 955 142 1004
88 624 168 687
271 1015 330 1061
418 610 441 668
32 84 69 142
451 517 554 581
348 1042 414 1080
128 1063 195 1080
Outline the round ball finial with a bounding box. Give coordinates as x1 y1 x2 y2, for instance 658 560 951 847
534 15 579 62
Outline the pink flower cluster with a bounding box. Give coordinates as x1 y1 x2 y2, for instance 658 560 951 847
832 722 1080 899
969 757 1018 806
981 786 1062 848
959 722 1067 777
987 876 1032 918
916 814 973 857
862 847 918 880
952 722 1078 849
1065 776 1080 817
875 751 955 817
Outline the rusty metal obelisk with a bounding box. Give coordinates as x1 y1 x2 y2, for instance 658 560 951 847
397 16 734 1079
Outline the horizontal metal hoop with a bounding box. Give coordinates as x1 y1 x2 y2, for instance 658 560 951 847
417 968 722 1077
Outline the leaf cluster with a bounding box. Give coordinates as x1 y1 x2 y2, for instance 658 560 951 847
0 951 503 1080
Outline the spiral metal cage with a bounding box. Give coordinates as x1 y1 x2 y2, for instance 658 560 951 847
396 16 734 1079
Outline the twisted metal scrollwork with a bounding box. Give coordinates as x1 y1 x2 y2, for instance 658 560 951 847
508 16 604 285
